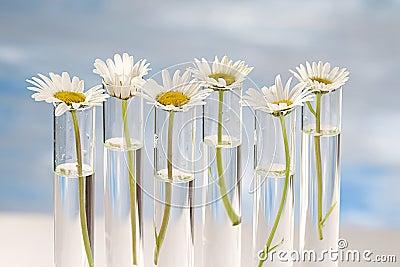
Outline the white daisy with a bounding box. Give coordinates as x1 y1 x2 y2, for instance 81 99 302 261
242 75 312 116
290 61 349 93
93 52 150 99
26 72 108 116
142 69 212 112
189 55 253 90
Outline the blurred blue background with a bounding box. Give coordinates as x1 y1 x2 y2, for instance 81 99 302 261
1 0 400 232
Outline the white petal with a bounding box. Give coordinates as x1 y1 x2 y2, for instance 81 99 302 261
172 69 181 87
322 62 331 77
114 54 123 73
274 75 284 100
55 103 69 116
181 70 191 84
284 77 292 98
93 59 110 79
32 76 53 93
217 78 227 86
71 76 80 90
32 92 50 101
161 69 172 91
61 72 71 91
77 80 84 93
72 102 81 109
37 73 56 93
198 58 212 76
242 88 267 108
143 79 164 99
121 87 130 99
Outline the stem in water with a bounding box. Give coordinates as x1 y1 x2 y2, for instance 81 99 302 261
258 113 290 267
121 99 138 264
71 110 94 267
216 90 241 226
154 111 175 264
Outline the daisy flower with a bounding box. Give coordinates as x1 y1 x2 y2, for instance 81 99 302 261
290 61 349 93
245 75 311 267
94 53 149 265
190 55 253 90
142 69 212 112
245 75 310 267
146 69 212 264
93 52 150 99
290 61 349 241
26 71 108 267
26 72 108 116
243 75 312 116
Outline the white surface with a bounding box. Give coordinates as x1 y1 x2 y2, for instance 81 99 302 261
0 214 399 266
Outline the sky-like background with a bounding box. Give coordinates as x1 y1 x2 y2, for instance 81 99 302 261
1 0 400 232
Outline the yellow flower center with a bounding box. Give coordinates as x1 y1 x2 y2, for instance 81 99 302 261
54 91 86 105
157 91 189 107
208 73 235 86
273 99 293 106
311 77 332 85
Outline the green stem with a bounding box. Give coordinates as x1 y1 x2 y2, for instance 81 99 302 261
71 110 94 267
314 93 324 240
121 99 137 265
258 113 290 267
216 90 241 226
321 202 337 226
306 101 316 116
154 111 174 265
